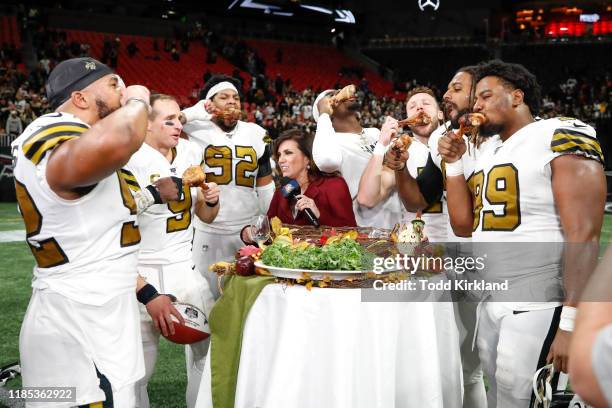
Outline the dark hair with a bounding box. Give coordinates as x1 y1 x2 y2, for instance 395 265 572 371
201 75 242 100
456 65 479 77
273 129 324 179
455 64 479 108
475 59 541 115
405 86 438 107
149 93 178 119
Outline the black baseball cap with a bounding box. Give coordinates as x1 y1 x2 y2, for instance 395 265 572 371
46 57 114 110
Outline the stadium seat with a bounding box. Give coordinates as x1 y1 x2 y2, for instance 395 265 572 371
245 39 394 96
64 30 248 103
0 15 21 48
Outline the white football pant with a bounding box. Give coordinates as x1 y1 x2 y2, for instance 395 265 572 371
20 290 143 408
192 229 245 299
477 302 559 408
135 261 214 408
455 300 487 408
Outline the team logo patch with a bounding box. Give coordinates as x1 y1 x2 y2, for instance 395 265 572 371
85 61 96 70
184 306 199 319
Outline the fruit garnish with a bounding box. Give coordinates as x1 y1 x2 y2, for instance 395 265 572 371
239 245 261 258
271 216 282 236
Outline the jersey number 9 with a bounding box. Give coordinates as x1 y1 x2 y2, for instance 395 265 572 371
166 184 192 233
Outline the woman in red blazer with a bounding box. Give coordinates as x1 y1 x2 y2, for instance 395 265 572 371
267 129 356 227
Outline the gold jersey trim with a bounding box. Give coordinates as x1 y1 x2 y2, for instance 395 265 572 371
22 122 88 164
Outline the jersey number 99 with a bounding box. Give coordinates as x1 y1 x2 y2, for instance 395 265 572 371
469 164 521 232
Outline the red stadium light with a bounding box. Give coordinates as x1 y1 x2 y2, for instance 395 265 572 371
593 19 612 35
544 19 598 37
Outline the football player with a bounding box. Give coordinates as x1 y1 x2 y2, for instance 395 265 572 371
439 60 606 407
180 75 274 298
383 67 490 408
356 86 447 240
126 94 220 408
387 66 500 233
312 88 402 228
13 57 181 407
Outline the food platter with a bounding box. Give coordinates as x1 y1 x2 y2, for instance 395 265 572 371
253 261 399 281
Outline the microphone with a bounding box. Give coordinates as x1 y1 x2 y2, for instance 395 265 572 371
280 177 320 227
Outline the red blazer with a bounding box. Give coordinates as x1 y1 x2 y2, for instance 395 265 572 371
267 176 357 227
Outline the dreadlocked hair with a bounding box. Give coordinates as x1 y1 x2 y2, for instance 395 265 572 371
456 65 479 109
451 65 483 151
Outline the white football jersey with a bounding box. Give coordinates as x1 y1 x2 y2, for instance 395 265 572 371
11 112 140 306
340 129 403 229
428 123 502 241
470 117 602 241
312 115 402 229
402 138 448 242
469 118 603 307
183 120 271 234
126 139 203 264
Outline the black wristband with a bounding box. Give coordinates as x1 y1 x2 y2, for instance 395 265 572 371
145 185 162 204
137 283 159 305
171 176 184 198
206 199 219 207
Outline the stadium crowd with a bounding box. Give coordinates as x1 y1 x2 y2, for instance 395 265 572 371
3 6 612 406
1 28 610 146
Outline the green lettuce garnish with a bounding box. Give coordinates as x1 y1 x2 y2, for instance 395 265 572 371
261 239 373 271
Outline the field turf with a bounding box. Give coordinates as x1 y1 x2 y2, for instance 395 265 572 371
0 203 186 407
1 202 611 407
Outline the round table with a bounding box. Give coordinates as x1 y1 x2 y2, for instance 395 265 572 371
196 282 463 408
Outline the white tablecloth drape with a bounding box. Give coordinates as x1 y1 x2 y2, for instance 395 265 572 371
196 284 463 408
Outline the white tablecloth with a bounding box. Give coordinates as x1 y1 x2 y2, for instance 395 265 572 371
196 284 463 408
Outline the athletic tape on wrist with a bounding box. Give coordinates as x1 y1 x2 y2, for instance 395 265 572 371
559 306 576 332
373 142 387 157
444 159 464 177
133 187 156 214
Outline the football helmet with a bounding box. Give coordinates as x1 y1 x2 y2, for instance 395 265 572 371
532 364 592 408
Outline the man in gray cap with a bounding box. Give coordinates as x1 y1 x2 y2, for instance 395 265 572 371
12 57 182 407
